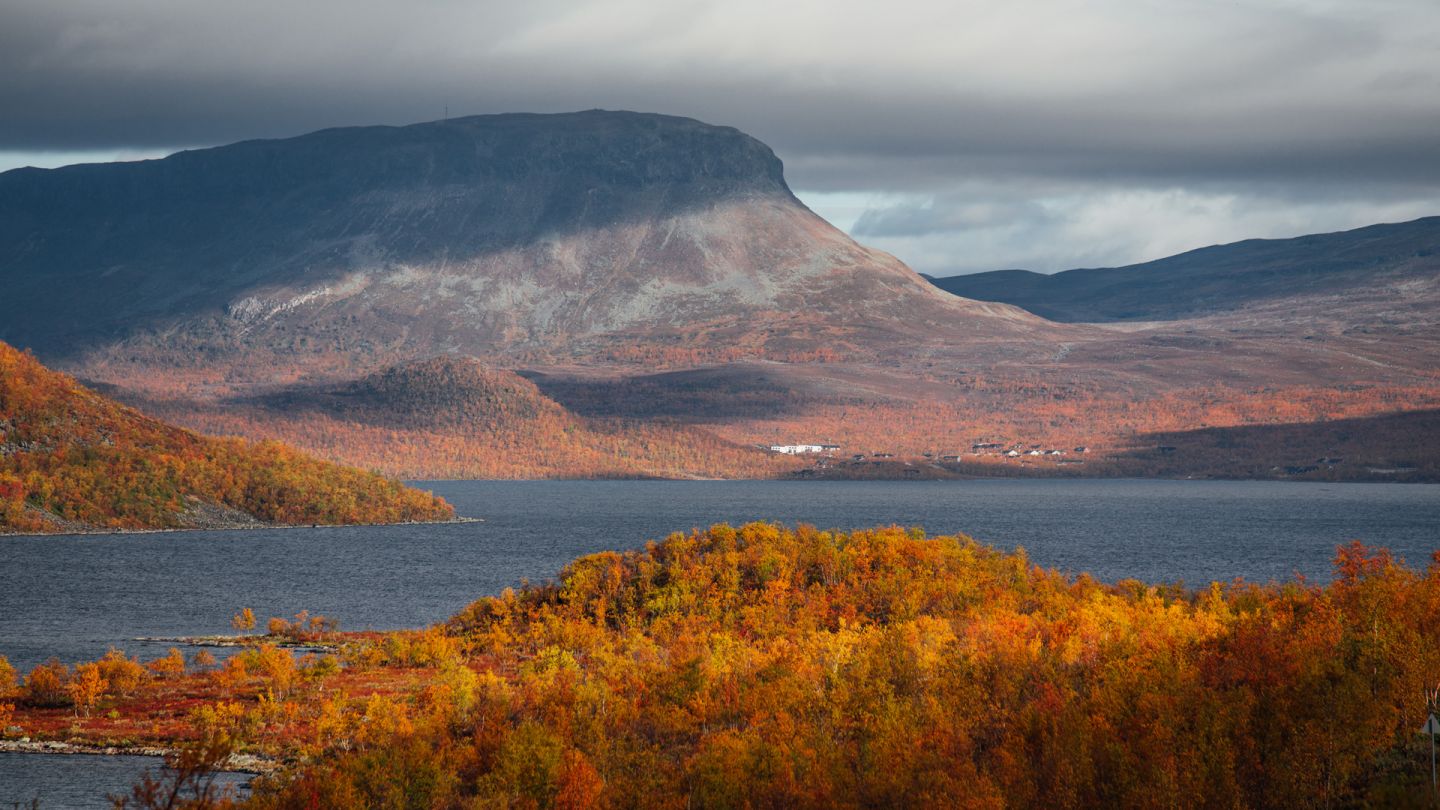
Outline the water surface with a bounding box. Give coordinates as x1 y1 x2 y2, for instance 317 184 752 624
3 479 1436 672
0 752 250 808
2 479 1438 807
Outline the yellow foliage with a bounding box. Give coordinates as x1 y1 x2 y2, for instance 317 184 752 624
98 648 148 695
68 662 105 717
146 647 186 678
0 655 15 697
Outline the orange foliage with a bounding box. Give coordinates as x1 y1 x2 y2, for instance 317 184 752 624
97 648 148 696
23 659 71 708
263 611 339 643
235 527 1440 805
711 383 1440 460
0 341 453 532
147 648 188 679
147 400 801 480
232 608 256 633
128 364 1440 481
68 662 105 717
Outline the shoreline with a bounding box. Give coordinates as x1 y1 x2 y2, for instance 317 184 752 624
131 633 337 652
414 473 1438 485
0 739 278 775
0 515 483 539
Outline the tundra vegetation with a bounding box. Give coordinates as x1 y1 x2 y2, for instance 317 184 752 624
0 341 453 532
145 363 1440 482
4 523 1440 807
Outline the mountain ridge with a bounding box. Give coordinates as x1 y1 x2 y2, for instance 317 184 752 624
925 216 1440 322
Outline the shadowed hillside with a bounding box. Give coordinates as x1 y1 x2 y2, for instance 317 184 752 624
927 216 1440 322
128 356 802 480
1108 408 1440 481
258 357 568 430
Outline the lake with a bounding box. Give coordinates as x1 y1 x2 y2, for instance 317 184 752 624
0 752 251 808
2 479 1438 807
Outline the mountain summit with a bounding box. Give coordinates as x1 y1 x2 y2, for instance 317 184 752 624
0 110 1037 377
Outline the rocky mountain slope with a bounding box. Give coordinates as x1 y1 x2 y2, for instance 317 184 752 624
926 217 1440 322
0 110 1051 386
0 341 452 532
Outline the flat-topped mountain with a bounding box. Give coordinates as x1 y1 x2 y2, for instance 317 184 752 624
0 110 1038 378
926 217 1440 322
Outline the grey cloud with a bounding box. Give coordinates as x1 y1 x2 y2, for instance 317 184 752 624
833 183 1440 275
3 0 1440 274
853 196 1057 239
2 0 1438 189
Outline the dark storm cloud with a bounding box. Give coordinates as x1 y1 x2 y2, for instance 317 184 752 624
3 0 1439 271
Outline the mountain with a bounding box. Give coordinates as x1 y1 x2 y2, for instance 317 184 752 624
0 341 453 532
0 110 1045 382
926 217 1440 322
2 111 1435 483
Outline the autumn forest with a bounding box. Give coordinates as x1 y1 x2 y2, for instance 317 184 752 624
0 342 452 533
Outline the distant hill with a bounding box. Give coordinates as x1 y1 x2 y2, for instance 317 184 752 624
260 356 567 430
0 341 453 532
926 217 1440 322
139 356 801 480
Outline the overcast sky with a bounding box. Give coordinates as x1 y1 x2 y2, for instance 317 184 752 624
3 0 1438 274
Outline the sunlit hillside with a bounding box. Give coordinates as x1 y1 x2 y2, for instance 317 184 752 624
0 341 453 532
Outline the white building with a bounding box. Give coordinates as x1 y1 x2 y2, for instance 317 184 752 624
768 444 840 455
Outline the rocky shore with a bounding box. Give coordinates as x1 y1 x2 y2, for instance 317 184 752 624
0 738 278 775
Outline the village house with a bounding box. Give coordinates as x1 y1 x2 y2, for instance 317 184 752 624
768 444 840 455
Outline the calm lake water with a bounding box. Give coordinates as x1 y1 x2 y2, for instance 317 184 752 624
0 752 251 808
2 479 1438 807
